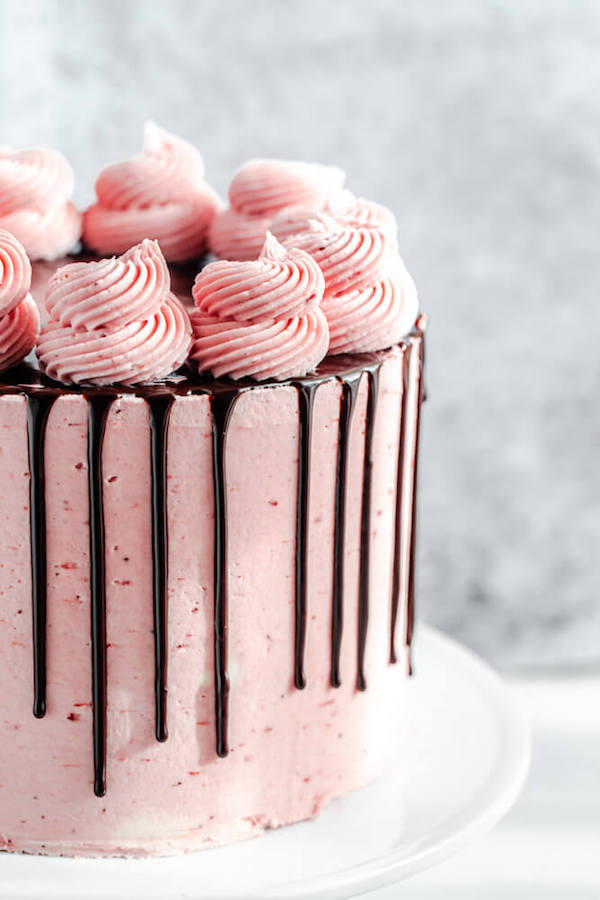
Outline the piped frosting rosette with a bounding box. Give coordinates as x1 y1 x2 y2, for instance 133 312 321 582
0 229 40 371
0 147 81 260
189 232 329 380
36 239 192 385
283 213 418 355
208 159 346 261
270 189 398 245
82 123 221 263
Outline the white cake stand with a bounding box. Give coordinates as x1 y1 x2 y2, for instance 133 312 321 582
0 626 530 900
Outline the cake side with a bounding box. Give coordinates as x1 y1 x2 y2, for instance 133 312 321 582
0 330 424 855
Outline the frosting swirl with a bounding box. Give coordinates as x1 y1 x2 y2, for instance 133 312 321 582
83 123 221 262
189 233 329 380
209 158 346 261
322 261 419 355
208 208 272 262
0 229 39 371
0 228 32 315
37 240 191 385
0 147 81 260
283 214 392 296
46 239 169 331
271 190 398 244
275 205 417 355
228 159 345 217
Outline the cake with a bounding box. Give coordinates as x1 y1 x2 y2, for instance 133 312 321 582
0 140 426 856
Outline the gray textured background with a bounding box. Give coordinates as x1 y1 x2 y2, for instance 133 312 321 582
0 0 597 669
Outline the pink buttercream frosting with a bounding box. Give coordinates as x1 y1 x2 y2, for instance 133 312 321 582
271 190 399 244
0 148 81 261
283 213 393 296
208 208 273 262
209 159 346 261
83 123 221 262
322 261 419 355
228 159 346 217
37 240 192 385
0 229 39 370
280 210 418 355
190 232 329 380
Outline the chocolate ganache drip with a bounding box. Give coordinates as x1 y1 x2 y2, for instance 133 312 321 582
356 366 381 691
26 393 57 719
330 373 361 688
86 393 113 798
389 343 412 666
209 388 240 758
291 381 319 690
147 394 174 743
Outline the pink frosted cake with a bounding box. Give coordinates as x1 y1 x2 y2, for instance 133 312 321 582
0 139 426 856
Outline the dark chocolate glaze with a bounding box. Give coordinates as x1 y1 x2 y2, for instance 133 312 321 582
356 367 381 692
389 343 412 665
0 328 425 794
86 393 113 798
330 373 361 688
148 395 174 743
405 335 425 676
291 381 319 690
209 389 239 758
26 393 57 719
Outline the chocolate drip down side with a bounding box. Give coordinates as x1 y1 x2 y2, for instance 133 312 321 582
148 395 174 743
86 393 113 798
210 390 239 758
291 382 319 690
26 394 57 719
405 335 425 676
389 343 412 665
356 366 381 692
330 374 361 688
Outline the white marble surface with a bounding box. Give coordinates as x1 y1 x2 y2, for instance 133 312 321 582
0 0 597 667
369 676 600 899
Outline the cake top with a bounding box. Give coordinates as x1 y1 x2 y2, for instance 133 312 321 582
0 134 421 385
